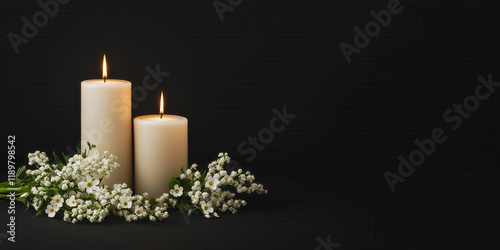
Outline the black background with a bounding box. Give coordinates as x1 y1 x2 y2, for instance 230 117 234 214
1 0 500 249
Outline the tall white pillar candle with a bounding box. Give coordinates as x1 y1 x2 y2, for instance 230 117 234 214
134 114 188 197
81 56 132 187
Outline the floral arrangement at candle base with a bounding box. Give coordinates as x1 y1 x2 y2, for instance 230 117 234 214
0 143 267 223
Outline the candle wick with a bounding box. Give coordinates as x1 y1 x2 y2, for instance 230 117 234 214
103 77 107 83
160 114 163 119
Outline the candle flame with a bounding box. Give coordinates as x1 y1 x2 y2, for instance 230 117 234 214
160 91 164 115
102 54 107 81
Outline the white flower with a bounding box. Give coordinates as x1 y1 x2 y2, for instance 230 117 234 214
51 195 64 207
205 176 220 190
66 196 77 207
45 205 59 218
120 196 132 209
134 206 145 216
20 193 28 198
170 184 183 197
200 201 213 215
94 186 105 195
78 175 100 193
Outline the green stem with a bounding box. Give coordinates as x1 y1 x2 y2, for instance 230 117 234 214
0 187 29 193
0 193 26 198
79 195 96 200
0 181 18 188
0 195 26 202
0 192 25 197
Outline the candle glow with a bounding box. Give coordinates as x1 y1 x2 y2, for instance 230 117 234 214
102 54 107 82
160 91 164 116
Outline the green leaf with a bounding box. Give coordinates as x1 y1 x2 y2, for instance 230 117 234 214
55 177 64 186
34 200 48 218
82 143 96 159
180 166 184 174
168 177 181 190
34 209 43 218
61 152 69 164
76 147 81 155
149 197 157 205
87 142 96 151
199 170 207 182
53 152 65 168
16 165 26 180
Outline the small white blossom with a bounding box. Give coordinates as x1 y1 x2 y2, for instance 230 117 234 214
205 176 220 190
134 206 145 217
66 196 77 207
51 195 64 207
170 184 183 197
45 205 59 218
120 196 132 209
200 201 214 215
194 171 201 179
78 175 100 193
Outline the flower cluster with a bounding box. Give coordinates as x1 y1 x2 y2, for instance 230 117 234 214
98 184 170 222
171 153 267 218
20 145 119 222
1 144 266 223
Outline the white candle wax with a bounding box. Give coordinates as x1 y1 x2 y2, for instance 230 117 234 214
134 114 188 197
81 79 132 187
